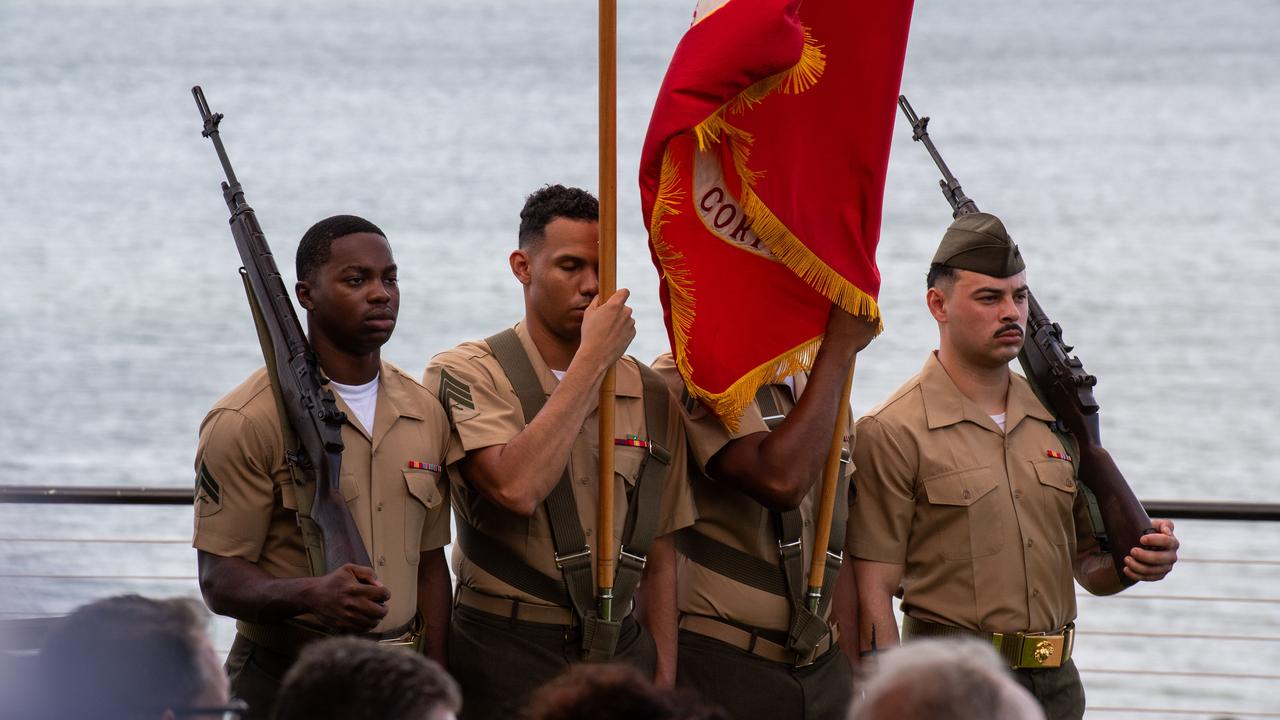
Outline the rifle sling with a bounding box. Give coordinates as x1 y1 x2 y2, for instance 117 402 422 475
1047 422 1109 552
241 273 327 577
462 329 672 657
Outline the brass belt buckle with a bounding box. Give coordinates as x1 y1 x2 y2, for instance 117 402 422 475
1019 630 1065 669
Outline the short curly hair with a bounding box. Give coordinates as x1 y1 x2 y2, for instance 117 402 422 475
295 214 386 282
518 184 599 249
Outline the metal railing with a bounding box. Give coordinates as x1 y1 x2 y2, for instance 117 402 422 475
2 486 1278 717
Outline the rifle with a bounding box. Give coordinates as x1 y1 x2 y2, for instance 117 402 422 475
898 95 1155 584
192 86 372 575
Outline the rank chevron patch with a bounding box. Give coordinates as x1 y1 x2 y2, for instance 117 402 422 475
438 368 475 420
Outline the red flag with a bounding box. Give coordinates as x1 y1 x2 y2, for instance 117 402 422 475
640 0 914 427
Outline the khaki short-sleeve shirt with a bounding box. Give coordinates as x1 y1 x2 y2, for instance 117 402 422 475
423 323 698 607
848 353 1098 634
192 362 453 633
652 353 853 633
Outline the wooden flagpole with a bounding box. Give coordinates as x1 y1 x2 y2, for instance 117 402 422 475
596 0 618 622
807 359 855 610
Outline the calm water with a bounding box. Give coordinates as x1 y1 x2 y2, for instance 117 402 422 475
1 0 1278 715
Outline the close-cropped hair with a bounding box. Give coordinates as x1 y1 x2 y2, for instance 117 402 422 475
37 594 213 720
926 262 958 290
295 214 386 282
518 184 599 249
273 637 461 720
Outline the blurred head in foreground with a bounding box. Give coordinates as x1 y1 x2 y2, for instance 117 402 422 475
522 663 727 720
849 639 1045 720
38 594 230 720
272 637 460 720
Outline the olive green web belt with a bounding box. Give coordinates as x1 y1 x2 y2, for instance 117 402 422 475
902 615 1075 669
452 329 674 661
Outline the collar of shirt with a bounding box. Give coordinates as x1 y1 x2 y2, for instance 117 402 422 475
329 361 425 449
514 320 643 400
917 352 1054 434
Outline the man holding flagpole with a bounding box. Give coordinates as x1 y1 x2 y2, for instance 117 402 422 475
639 0 913 715
652 305 875 718
423 185 697 720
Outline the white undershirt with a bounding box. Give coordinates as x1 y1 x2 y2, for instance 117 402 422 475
551 369 566 382
330 374 380 435
990 412 1007 432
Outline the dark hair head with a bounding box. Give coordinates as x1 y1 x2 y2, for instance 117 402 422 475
38 595 212 720
273 637 461 720
518 185 599 250
523 663 728 720
296 215 386 282
926 263 958 290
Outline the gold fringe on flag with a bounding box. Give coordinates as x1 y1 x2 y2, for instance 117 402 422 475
649 25 881 427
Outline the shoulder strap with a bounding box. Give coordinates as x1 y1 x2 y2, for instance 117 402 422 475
610 363 676 606
478 330 597 643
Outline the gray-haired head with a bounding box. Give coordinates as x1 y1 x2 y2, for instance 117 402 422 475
849 639 1045 720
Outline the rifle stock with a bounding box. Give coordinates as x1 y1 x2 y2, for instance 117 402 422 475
898 95 1155 583
193 86 371 575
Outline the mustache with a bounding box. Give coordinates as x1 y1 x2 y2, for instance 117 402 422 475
993 323 1024 339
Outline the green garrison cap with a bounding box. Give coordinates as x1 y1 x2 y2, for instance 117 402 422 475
932 212 1025 278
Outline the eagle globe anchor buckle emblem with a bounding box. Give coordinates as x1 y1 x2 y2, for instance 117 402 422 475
1033 639 1056 664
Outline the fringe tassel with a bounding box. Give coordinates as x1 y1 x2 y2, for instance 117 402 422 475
685 336 825 432
740 186 884 332
647 150 698 387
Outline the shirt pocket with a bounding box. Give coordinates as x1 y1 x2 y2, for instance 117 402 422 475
1033 459 1077 546
921 466 1003 560
403 468 445 563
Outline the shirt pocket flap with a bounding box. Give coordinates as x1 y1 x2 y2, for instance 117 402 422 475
1033 459 1076 494
613 445 649 487
922 467 997 507
404 468 444 509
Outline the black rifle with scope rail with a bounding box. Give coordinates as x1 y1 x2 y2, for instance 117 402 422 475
192 86 371 575
898 95 1155 584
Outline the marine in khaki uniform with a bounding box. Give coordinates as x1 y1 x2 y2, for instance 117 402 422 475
849 213 1180 720
423 185 697 720
651 307 876 720
193 216 453 720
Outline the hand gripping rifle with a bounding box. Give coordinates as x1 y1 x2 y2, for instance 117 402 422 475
192 86 372 575
898 96 1155 584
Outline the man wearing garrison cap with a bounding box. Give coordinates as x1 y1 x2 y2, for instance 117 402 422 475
846 213 1179 719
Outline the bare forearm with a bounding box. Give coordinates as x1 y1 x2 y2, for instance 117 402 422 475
468 360 607 515
710 332 856 510
198 551 317 623
636 535 679 687
852 560 903 654
1076 551 1125 596
832 553 860 669
418 549 452 663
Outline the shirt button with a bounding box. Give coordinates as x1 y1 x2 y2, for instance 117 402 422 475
1013 490 1023 500
803 519 811 527
580 477 589 486
376 502 384 511
1031 589 1040 598
585 528 593 536
378 555 386 567
962 490 972 500
1026 539 1034 549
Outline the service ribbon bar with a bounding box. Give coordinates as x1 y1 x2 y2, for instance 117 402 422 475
407 460 443 472
614 434 650 449
1045 449 1072 462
